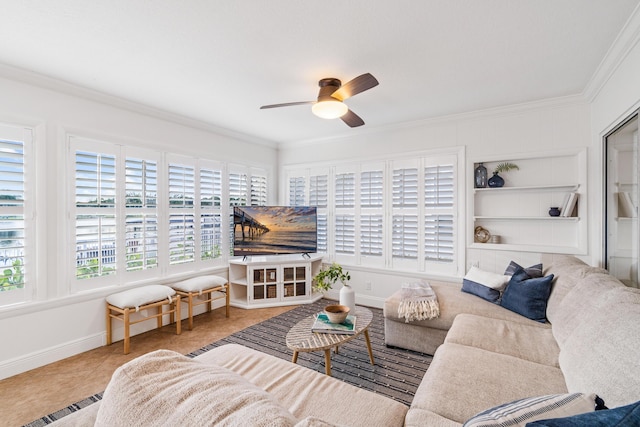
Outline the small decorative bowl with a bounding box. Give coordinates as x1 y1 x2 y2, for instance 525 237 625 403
324 304 350 324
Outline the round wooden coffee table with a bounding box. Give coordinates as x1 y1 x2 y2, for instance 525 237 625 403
285 306 375 376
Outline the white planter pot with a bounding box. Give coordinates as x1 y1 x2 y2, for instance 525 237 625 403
339 284 355 312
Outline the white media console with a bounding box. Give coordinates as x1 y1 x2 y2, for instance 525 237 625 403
228 253 325 309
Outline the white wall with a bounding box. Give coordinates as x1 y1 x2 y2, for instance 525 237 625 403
280 97 592 304
0 73 278 379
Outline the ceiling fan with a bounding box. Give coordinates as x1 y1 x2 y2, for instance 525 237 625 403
260 73 379 127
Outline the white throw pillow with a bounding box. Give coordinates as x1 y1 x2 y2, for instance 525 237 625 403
464 266 510 290
95 350 298 427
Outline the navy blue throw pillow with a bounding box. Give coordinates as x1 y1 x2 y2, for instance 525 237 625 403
504 260 543 278
526 399 640 426
500 268 554 322
462 279 501 303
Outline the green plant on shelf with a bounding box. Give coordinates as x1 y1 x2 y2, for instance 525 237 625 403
493 162 519 174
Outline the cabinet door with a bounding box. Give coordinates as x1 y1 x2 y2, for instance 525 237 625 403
251 267 278 301
282 265 308 300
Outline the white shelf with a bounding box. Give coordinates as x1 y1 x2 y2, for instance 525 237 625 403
470 243 584 254
474 184 579 193
474 216 579 221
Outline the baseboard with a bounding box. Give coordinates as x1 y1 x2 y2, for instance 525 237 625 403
0 333 104 380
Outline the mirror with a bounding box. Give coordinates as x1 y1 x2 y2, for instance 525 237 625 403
605 112 639 287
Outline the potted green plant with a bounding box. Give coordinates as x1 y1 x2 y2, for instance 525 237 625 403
313 262 355 312
488 162 519 188
312 262 350 292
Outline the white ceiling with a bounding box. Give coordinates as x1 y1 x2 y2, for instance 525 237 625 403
0 1 638 144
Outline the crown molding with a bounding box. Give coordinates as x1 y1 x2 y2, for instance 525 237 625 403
280 94 588 149
0 62 278 148
583 3 640 102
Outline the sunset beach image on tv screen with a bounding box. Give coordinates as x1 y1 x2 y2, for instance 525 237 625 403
233 206 317 256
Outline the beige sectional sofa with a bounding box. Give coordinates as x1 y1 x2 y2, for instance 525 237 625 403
50 255 639 426
385 254 640 425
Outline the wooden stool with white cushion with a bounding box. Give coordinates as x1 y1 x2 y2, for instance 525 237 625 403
171 275 229 330
106 285 181 354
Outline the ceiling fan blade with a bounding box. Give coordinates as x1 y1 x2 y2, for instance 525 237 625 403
341 109 365 127
260 101 315 109
331 73 379 101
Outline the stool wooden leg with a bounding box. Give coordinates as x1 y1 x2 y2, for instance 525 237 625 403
106 304 112 346
207 291 212 313
187 294 194 331
157 304 163 329
175 295 181 335
225 286 230 318
123 308 131 355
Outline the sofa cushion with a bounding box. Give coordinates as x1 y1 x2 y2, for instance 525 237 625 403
463 393 597 427
543 255 608 323
551 272 623 345
500 270 554 322
445 314 559 367
95 349 298 427
105 285 176 311
505 260 543 277
171 274 227 293
527 399 640 427
559 287 640 408
195 344 408 427
411 342 568 423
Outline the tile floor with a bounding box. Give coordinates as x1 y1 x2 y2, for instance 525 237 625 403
0 304 294 427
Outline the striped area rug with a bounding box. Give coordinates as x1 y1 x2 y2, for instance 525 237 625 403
25 299 432 426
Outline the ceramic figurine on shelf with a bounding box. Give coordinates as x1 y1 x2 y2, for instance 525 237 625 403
488 162 519 188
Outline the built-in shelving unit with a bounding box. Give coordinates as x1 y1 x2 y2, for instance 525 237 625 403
470 149 587 254
228 253 324 309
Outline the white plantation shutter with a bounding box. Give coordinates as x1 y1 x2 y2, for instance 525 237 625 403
168 213 195 264
392 167 419 261
229 172 248 206
75 150 117 279
0 126 32 304
124 157 158 271
200 167 222 260
125 215 158 271
310 174 328 253
360 169 384 259
335 214 355 254
310 175 328 207
289 176 305 206
392 215 418 259
250 174 267 206
424 164 455 263
168 162 196 265
335 173 355 208
361 170 383 207
360 214 383 256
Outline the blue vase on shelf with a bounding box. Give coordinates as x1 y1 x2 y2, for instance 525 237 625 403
487 172 504 188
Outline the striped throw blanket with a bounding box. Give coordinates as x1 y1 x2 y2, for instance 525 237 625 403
397 281 440 323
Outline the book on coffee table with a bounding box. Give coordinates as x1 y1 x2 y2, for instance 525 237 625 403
311 313 357 335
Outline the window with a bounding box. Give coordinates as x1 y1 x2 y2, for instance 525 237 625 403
125 157 158 271
0 124 32 306
75 149 117 279
284 150 461 276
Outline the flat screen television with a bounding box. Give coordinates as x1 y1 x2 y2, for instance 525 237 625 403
233 206 317 256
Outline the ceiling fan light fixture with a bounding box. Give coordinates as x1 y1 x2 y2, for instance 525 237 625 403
312 100 348 119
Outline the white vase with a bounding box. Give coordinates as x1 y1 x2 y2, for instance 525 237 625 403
339 283 355 313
